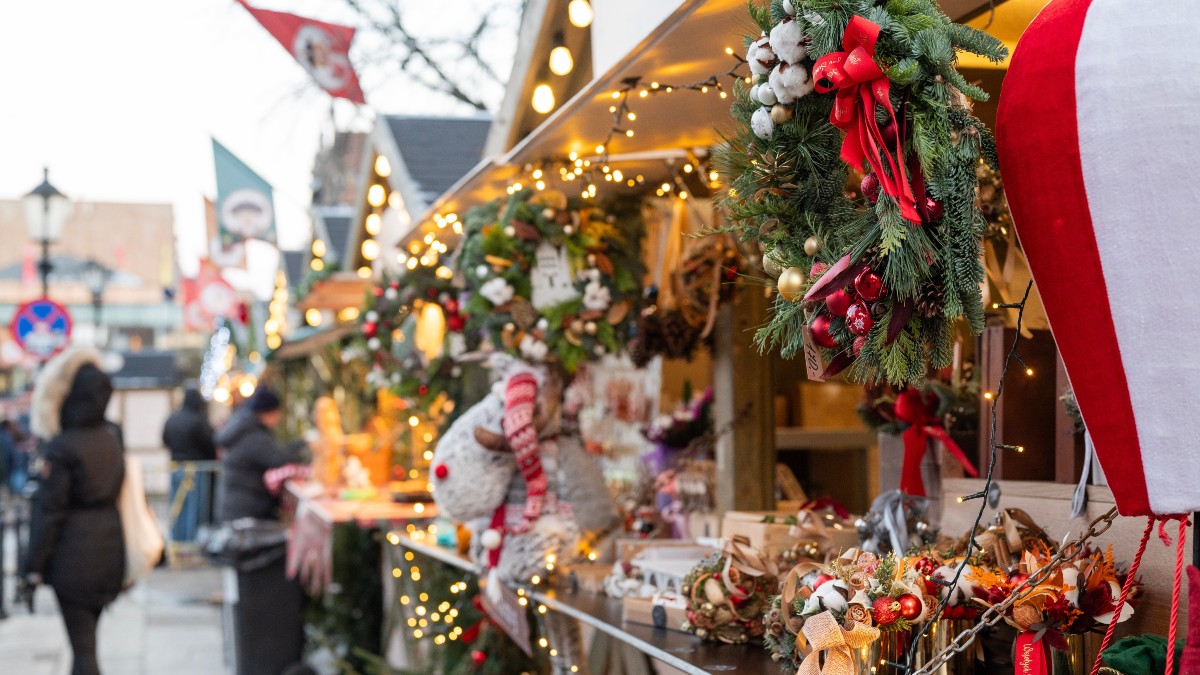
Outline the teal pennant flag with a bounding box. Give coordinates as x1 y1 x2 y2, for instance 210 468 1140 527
212 138 276 247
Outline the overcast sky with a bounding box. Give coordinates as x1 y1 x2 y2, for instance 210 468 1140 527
0 0 517 294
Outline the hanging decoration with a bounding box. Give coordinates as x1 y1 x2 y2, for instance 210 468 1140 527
716 0 1006 385
458 190 643 373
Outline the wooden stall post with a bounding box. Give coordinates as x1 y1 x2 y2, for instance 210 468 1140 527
713 287 776 514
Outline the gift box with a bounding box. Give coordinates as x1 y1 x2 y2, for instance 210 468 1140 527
621 595 691 633
721 510 860 558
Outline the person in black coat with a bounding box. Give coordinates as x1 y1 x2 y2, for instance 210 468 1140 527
23 348 126 675
162 387 216 541
217 386 306 675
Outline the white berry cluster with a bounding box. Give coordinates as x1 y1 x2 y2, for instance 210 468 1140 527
745 0 815 140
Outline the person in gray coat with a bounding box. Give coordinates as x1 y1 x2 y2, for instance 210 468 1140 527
217 386 306 675
23 348 126 675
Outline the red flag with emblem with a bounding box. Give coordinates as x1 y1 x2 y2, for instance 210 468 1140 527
234 0 366 104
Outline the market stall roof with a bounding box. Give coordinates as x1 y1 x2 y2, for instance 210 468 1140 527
271 324 355 361
296 272 368 312
404 0 1008 248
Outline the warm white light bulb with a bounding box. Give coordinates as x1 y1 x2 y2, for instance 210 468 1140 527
568 0 593 27
549 45 574 76
361 238 380 261
532 84 555 113
365 213 381 236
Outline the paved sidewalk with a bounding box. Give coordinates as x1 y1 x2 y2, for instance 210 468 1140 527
0 563 228 675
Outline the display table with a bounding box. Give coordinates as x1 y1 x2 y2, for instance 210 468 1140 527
396 535 776 675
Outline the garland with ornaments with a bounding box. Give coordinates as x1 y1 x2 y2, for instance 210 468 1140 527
458 189 643 373
351 266 466 414
716 0 1006 385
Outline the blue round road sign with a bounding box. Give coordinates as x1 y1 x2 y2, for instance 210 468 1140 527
10 299 73 361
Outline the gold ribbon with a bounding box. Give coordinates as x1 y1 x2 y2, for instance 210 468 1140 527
795 610 880 675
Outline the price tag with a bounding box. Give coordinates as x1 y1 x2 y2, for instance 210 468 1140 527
481 568 533 655
802 326 826 381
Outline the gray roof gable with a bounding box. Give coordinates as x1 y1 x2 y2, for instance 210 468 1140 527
383 115 490 204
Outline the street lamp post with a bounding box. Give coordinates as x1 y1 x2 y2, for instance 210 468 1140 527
81 259 112 347
22 168 72 298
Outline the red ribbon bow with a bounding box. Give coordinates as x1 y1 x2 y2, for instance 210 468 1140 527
892 390 977 497
813 16 920 223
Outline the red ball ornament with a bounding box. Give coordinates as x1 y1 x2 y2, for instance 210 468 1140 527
810 315 838 349
845 302 874 336
470 650 487 668
914 557 938 577
897 593 922 621
861 173 881 204
854 269 886 301
1008 572 1030 588
444 298 460 314
373 287 384 298
879 121 899 147
923 196 944 222
433 464 449 480
724 266 738 282
871 597 902 626
809 262 829 278
363 322 378 337
825 288 854 318
447 315 465 332
852 336 866 357
418 384 429 396
811 573 835 590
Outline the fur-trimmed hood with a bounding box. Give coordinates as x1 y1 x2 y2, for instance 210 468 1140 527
31 347 108 439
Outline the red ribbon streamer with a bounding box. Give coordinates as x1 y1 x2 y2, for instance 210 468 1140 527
799 496 851 521
813 16 920 223
893 390 978 497
1014 631 1049 675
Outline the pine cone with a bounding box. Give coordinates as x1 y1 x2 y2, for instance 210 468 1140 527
914 284 945 319
663 311 700 360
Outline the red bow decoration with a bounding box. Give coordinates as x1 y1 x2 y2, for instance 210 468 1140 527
892 389 977 497
799 496 852 521
813 16 920 223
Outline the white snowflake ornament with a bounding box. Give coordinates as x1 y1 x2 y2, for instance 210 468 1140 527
751 107 775 140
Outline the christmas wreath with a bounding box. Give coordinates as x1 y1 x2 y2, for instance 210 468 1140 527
351 266 467 414
458 190 643 373
716 0 1006 384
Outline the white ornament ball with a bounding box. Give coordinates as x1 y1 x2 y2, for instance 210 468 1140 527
536 318 550 331
757 84 778 106
542 208 556 220
365 310 379 323
563 224 575 235
367 337 381 351
783 0 795 15
384 288 398 300
504 226 516 237
751 107 775 140
750 84 761 102
476 264 490 279
480 528 503 551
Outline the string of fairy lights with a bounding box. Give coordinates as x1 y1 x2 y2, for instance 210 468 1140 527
385 528 597 673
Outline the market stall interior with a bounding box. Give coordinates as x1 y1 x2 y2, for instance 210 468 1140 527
204 0 1200 673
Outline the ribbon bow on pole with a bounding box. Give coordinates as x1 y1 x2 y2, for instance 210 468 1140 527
892 390 978 497
796 610 880 675
813 16 920 223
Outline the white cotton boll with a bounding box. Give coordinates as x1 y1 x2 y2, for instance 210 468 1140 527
582 280 612 312
783 0 795 15
479 277 515 306
775 62 815 102
757 84 778 106
751 107 775 140
476 264 490 279
365 310 379 323
536 318 550 331
519 334 549 361
769 66 792 104
747 34 774 76
769 17 807 65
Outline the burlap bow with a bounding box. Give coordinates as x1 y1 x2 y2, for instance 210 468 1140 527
721 534 779 598
795 610 880 675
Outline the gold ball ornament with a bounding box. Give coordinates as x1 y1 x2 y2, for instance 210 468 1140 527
777 267 807 301
803 236 821 256
770 103 794 125
762 249 785 277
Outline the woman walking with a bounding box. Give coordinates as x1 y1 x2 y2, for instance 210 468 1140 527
23 348 125 675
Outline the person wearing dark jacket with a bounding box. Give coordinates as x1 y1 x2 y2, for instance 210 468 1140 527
23 348 125 675
218 386 306 675
162 388 215 542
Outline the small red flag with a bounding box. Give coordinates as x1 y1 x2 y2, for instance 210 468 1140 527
235 0 366 104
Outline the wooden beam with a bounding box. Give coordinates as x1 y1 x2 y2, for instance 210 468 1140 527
713 287 775 514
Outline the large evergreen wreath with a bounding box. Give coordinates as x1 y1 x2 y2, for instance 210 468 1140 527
458 190 643 373
717 0 1006 384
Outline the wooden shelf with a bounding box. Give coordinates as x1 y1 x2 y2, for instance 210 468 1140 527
775 427 876 451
